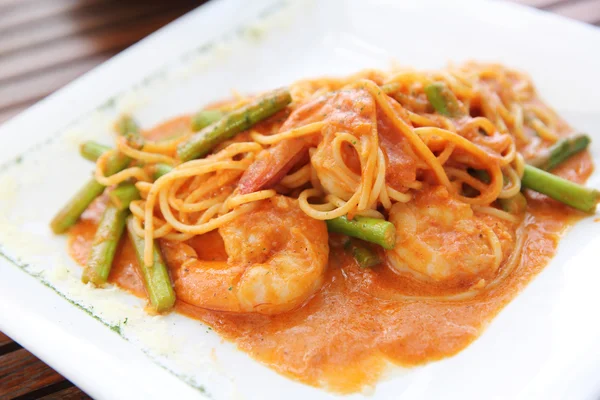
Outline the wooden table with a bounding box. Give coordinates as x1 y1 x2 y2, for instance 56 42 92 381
0 0 598 398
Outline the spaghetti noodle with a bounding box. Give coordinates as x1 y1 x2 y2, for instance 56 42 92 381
89 62 591 291
55 61 599 392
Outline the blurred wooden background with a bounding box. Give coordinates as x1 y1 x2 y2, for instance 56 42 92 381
0 0 598 398
0 0 202 125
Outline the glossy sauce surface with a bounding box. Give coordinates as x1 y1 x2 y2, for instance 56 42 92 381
69 114 593 392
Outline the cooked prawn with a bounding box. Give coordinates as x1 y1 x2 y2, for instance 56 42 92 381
238 94 331 194
386 186 514 284
239 89 379 195
162 196 329 314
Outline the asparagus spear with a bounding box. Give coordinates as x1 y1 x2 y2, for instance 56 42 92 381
116 115 144 149
351 242 381 268
54 134 170 233
426 85 597 212
52 119 140 234
152 163 173 180
79 141 130 181
528 134 591 171
108 158 397 249
326 216 396 250
80 140 173 178
80 141 111 162
191 109 226 132
424 82 464 117
116 115 139 135
425 81 590 173
498 135 590 213
126 216 176 313
109 183 141 211
81 204 128 286
343 238 381 268
470 164 598 213
177 88 292 161
50 154 130 234
468 132 597 212
79 142 173 181
107 164 172 210
116 160 397 250
110 156 398 250
522 165 600 213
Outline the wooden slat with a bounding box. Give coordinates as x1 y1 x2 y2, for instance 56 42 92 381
0 332 13 347
0 0 26 11
0 8 188 84
0 2 193 57
549 0 600 23
0 0 106 32
0 0 27 8
0 349 66 398
39 384 92 399
0 332 22 356
0 55 111 110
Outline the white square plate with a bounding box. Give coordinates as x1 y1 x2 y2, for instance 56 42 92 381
1 1 600 399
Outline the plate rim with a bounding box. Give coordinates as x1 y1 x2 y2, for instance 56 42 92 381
1 1 600 399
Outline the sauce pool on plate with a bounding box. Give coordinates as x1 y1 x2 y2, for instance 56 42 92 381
68 114 593 393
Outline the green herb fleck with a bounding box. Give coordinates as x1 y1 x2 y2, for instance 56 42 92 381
110 324 121 335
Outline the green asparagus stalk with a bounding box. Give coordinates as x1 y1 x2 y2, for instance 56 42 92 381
80 141 111 162
153 163 173 180
351 242 381 268
62 143 171 228
109 183 141 211
50 153 130 234
177 88 292 161
81 204 128 286
528 134 591 171
79 142 174 181
108 164 172 210
116 115 139 135
470 165 598 213
521 165 600 213
424 82 465 118
326 216 396 250
79 141 130 182
52 119 141 234
126 216 176 313
116 115 144 149
51 181 106 234
191 109 226 132
467 131 596 212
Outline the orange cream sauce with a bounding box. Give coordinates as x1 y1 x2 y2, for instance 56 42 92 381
69 116 594 393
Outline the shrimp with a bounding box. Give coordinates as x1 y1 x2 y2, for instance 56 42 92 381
238 94 331 194
386 186 514 284
162 196 329 314
240 86 421 195
239 88 379 194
